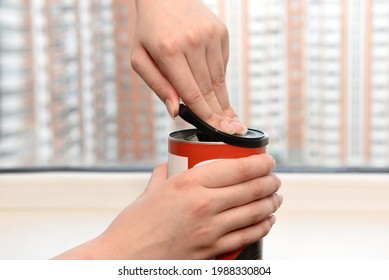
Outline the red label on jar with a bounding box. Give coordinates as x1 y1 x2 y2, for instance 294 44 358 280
168 129 267 260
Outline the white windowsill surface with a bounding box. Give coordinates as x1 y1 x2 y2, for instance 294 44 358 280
0 172 388 260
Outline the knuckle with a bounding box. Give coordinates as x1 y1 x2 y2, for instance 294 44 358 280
224 105 236 116
238 229 252 248
236 158 250 179
130 52 141 72
193 225 214 242
173 172 197 193
190 197 212 217
190 226 218 259
185 28 202 48
158 37 180 56
212 73 226 89
248 204 260 224
193 235 217 259
147 80 165 96
185 90 203 106
248 179 263 199
178 173 197 189
201 84 215 101
202 22 217 38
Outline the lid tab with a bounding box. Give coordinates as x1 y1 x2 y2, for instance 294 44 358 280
178 103 268 148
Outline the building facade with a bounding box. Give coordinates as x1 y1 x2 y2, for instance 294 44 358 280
1 0 388 168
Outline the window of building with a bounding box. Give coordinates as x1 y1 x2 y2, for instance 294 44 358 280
1 0 389 170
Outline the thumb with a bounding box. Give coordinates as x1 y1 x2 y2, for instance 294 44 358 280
144 162 168 192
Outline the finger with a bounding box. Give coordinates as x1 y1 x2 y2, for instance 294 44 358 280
206 38 230 114
206 40 247 135
191 154 276 189
145 162 168 192
185 47 224 116
215 25 248 135
219 20 229 72
153 51 235 134
213 215 277 257
131 44 180 117
215 194 282 235
213 173 281 211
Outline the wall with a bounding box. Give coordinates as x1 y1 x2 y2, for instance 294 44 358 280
1 172 388 259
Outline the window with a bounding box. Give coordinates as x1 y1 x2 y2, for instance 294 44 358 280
1 0 389 170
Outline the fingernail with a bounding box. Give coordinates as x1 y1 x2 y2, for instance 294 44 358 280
165 100 175 120
220 120 235 135
268 215 277 226
231 121 248 135
275 193 283 206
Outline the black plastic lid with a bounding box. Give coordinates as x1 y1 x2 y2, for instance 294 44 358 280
178 103 268 148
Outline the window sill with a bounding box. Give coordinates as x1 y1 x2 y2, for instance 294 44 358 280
1 172 388 259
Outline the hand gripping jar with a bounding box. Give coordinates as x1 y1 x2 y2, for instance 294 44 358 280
168 104 269 260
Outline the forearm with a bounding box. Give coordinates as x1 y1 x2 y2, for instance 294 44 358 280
52 234 124 260
52 237 104 260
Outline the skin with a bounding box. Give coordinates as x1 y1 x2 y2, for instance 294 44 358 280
53 1 282 260
53 154 282 259
131 0 248 135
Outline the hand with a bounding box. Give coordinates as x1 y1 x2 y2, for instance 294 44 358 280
131 0 247 135
54 154 282 259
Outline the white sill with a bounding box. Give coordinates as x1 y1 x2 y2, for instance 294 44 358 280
1 172 389 259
